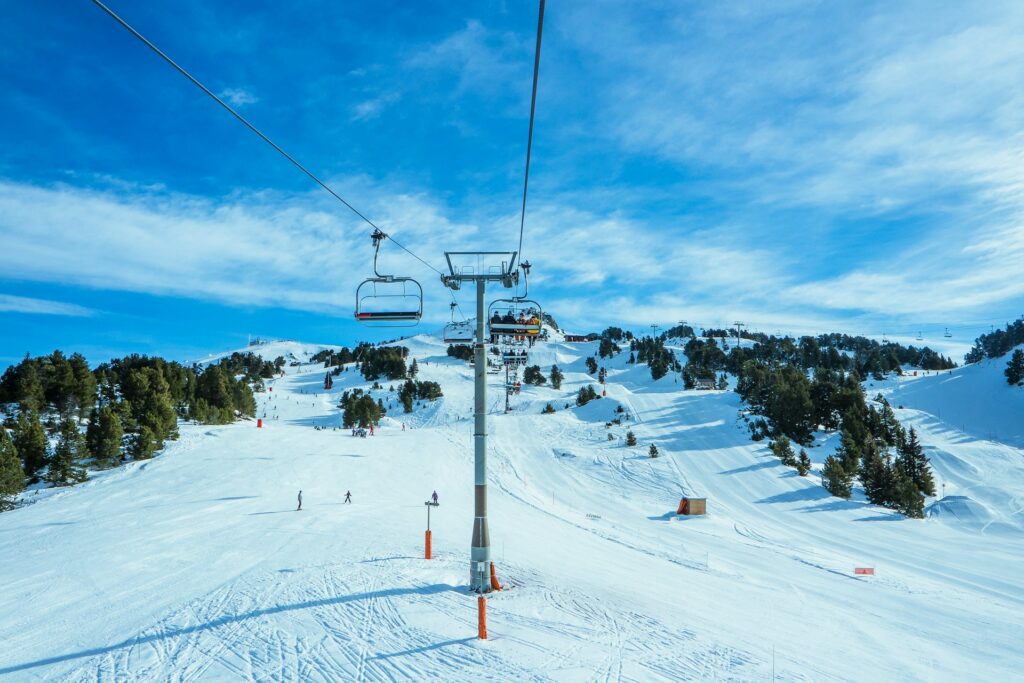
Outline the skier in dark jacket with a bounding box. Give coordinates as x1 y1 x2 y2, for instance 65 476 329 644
297 490 303 511
431 490 438 504
344 490 352 504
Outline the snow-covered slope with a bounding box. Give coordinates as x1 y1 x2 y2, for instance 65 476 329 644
1 332 1021 681
872 346 1024 447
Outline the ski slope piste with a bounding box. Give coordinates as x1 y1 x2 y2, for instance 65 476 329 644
1 333 1022 681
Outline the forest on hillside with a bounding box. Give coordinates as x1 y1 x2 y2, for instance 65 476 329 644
0 351 273 509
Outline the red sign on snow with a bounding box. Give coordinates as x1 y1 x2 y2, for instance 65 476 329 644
855 567 875 575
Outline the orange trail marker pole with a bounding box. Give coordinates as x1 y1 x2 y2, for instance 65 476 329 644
424 500 439 560
478 596 487 639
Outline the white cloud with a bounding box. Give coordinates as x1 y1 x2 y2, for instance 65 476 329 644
217 87 258 108
0 180 471 317
563 1 1024 214
0 176 1019 336
0 294 95 317
350 92 400 121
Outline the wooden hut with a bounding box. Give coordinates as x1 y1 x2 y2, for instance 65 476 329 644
676 497 707 516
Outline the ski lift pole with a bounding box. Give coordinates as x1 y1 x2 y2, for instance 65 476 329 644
472 277 492 592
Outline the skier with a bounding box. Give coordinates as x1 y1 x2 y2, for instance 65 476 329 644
344 490 352 504
431 490 438 505
297 490 303 511
369 424 375 436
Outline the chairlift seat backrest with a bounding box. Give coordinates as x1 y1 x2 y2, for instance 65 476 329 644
355 276 423 327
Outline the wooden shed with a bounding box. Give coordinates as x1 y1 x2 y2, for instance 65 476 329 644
676 497 707 516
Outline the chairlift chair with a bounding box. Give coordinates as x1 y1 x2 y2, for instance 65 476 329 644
486 260 543 338
944 327 952 338
442 302 475 343
354 229 424 327
487 300 543 337
443 321 474 344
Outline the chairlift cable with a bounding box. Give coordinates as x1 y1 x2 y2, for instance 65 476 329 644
514 0 545 271
89 0 445 279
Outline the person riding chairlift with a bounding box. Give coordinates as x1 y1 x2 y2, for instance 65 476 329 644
490 311 503 343
527 313 541 347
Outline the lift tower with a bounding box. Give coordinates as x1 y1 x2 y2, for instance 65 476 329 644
442 252 518 592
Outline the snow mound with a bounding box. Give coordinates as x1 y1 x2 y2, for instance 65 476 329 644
926 495 994 526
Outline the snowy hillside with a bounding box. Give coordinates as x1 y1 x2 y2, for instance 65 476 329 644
1 331 1022 680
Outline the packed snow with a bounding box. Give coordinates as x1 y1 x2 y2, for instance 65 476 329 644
1 334 1022 681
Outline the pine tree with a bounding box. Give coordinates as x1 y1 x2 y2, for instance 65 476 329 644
47 419 87 486
524 365 547 385
897 427 935 497
1005 349 1024 386
409 358 419 378
821 455 852 498
130 425 160 460
0 428 25 510
541 402 555 414
575 385 599 406
49 353 78 418
717 373 728 390
649 444 659 458
585 357 598 375
769 437 798 467
70 353 97 421
399 380 416 413
15 361 46 414
890 460 924 518
835 428 863 474
797 449 811 476
549 365 563 390
625 430 637 446
13 411 48 481
859 442 890 506
86 405 124 467
598 367 607 384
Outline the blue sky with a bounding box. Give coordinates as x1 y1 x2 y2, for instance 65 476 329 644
2 0 1023 367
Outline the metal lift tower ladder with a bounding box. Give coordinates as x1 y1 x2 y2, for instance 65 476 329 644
441 252 518 592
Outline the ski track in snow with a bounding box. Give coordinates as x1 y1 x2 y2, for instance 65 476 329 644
1 335 1023 681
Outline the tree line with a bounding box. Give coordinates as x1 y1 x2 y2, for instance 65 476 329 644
0 350 258 508
964 318 1024 363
